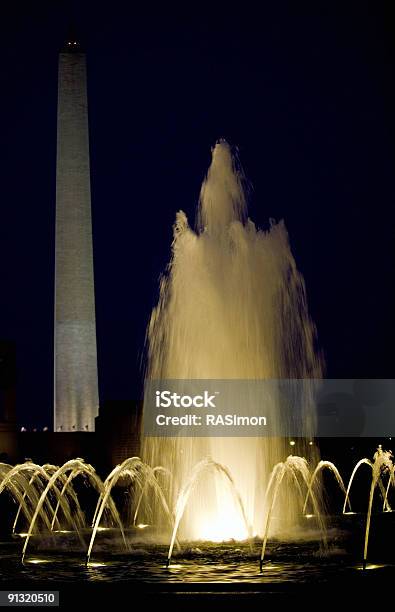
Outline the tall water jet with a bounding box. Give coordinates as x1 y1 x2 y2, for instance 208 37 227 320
143 141 323 540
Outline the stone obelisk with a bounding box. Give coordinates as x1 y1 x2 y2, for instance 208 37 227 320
54 32 99 432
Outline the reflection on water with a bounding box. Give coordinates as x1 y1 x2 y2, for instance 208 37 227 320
0 539 394 585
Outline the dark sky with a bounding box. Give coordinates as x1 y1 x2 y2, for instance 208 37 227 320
1 1 395 427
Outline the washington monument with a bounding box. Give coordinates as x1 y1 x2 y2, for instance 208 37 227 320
54 31 99 431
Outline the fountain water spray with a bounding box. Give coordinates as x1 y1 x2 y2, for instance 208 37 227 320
259 455 326 570
0 453 393 568
362 447 393 570
142 140 324 541
166 457 253 567
303 460 350 515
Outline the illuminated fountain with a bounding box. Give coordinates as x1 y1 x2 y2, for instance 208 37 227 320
0 450 393 572
142 140 323 541
0 141 393 582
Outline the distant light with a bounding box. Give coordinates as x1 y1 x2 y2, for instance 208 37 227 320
87 562 107 568
43 427 48 432
305 514 314 519
309 441 313 446
289 440 296 446
137 524 149 529
20 427 26 432
27 559 50 565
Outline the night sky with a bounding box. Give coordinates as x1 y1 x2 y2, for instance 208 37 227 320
1 1 395 428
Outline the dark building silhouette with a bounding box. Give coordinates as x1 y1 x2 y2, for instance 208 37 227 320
95 400 141 472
